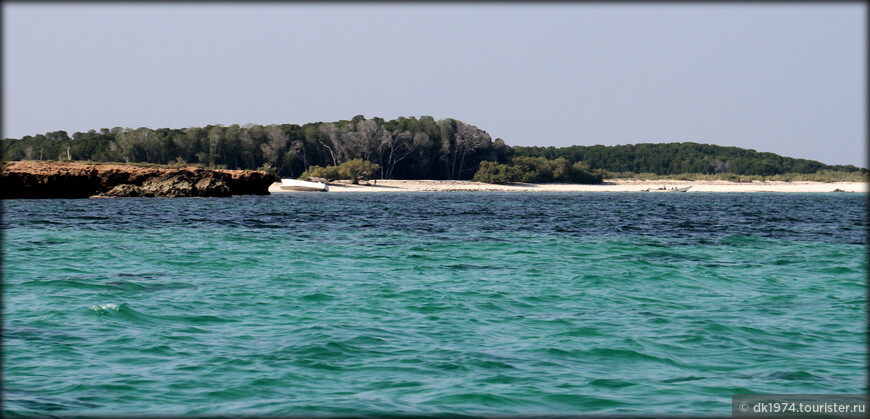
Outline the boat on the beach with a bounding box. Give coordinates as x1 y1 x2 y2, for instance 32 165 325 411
642 186 691 192
273 178 329 192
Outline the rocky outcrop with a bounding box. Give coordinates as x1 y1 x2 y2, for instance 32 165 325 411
1 161 276 199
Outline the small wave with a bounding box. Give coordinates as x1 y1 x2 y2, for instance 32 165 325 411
86 303 161 325
2 326 83 343
300 292 336 302
586 347 681 367
21 278 114 291
113 272 169 279
588 378 637 388
443 263 505 271
762 370 826 382
478 373 526 384
554 326 604 338
88 303 119 313
660 375 708 384
176 314 238 325
423 392 528 408
3 389 98 414
816 266 859 274
542 393 627 410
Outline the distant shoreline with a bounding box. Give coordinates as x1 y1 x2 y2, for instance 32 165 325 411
3 161 864 198
270 179 868 193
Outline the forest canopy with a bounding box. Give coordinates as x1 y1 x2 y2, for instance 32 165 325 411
2 116 865 182
0 116 509 180
512 143 865 176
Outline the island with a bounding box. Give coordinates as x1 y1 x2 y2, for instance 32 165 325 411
2 115 866 198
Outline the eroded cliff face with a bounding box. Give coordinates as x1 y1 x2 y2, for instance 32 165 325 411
1 161 276 199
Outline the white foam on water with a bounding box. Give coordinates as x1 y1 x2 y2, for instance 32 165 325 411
89 303 119 312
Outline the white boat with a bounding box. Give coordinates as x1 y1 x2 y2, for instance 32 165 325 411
642 186 691 192
271 178 329 192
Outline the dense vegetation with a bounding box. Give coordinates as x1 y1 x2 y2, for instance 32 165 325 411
1 116 509 180
2 116 865 183
299 159 380 184
512 143 865 176
474 157 603 184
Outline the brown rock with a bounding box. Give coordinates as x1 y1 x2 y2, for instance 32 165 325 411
1 161 276 199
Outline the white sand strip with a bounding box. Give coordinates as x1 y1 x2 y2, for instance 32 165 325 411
270 180 867 193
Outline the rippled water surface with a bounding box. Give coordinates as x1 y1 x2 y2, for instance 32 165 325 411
3 192 867 416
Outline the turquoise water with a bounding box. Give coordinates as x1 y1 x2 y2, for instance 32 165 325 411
2 193 866 416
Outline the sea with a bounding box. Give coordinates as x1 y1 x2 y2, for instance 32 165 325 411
2 192 867 416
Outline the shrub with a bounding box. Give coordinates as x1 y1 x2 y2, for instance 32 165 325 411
473 157 602 184
473 161 518 184
299 159 380 184
255 162 277 175
299 165 340 181
336 159 380 184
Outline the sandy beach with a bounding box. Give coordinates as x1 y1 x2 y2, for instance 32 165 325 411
270 179 868 193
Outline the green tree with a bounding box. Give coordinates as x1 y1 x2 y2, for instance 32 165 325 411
299 159 380 184
473 161 518 183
